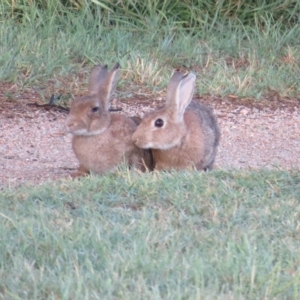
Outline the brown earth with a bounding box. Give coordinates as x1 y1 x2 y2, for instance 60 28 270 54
1 82 299 188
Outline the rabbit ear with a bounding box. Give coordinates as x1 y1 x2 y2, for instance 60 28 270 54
166 72 196 122
88 64 109 96
101 62 120 105
165 71 185 106
88 63 120 110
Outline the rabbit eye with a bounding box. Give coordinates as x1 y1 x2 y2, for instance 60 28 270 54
91 107 99 113
154 118 164 128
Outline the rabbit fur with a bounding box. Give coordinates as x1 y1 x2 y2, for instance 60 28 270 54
66 63 152 177
132 70 220 171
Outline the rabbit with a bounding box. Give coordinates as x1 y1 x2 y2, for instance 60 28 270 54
65 63 152 178
132 70 220 171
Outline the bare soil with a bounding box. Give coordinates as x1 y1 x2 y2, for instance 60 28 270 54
1 82 299 188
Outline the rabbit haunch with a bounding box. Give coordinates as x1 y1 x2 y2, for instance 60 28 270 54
66 63 151 177
132 71 220 171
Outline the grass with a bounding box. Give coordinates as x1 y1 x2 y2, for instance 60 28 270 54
1 2 300 298
1 1 300 100
0 169 300 299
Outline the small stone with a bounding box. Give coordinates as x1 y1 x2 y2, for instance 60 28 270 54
240 108 249 116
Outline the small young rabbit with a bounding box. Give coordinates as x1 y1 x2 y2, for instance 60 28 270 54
66 63 151 177
132 70 220 171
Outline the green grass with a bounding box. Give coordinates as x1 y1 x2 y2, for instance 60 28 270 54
1 2 300 299
1 170 300 299
2 0 300 28
1 1 300 100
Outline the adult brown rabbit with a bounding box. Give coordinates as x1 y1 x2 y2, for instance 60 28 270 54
132 70 220 171
66 63 151 177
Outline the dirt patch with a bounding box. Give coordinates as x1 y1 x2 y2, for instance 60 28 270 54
1 82 299 187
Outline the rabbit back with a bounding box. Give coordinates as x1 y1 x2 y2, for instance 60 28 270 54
185 100 219 170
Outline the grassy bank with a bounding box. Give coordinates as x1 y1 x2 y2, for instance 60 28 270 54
1 0 300 99
0 170 300 299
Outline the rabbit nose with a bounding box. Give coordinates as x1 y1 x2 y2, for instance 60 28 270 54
66 120 77 132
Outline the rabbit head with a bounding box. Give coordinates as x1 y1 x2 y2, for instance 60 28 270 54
132 71 196 150
66 63 120 136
